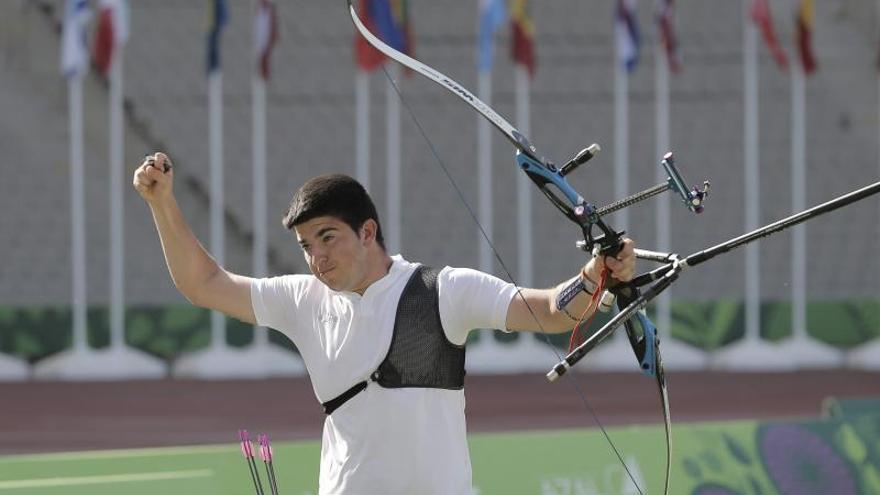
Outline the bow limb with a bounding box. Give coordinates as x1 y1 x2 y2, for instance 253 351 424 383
348 2 664 494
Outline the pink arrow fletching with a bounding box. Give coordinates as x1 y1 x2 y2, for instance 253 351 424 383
239 429 256 459
238 430 250 458
258 434 268 462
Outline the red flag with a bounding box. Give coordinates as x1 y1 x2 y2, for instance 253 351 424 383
750 0 788 70
656 0 682 73
510 0 536 76
92 8 113 75
92 0 128 76
795 0 817 74
355 0 388 71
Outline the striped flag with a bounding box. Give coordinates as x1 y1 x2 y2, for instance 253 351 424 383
92 0 129 77
60 0 91 78
615 0 640 73
510 0 536 76
656 0 681 73
355 0 385 71
750 0 788 70
478 0 507 72
206 0 228 73
254 0 278 80
795 0 817 74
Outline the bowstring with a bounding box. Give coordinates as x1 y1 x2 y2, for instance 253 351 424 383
378 64 646 495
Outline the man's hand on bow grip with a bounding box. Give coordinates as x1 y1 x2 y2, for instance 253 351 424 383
583 238 636 284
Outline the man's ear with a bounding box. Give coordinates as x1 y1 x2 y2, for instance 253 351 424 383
360 219 378 246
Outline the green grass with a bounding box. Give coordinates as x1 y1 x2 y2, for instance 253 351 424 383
3 414 878 494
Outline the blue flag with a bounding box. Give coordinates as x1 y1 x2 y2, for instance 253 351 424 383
615 0 640 73
207 0 228 73
478 0 507 72
370 0 407 52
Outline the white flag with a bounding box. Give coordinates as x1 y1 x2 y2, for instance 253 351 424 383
61 0 91 78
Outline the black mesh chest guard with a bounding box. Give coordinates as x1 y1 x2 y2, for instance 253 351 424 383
371 265 466 389
322 265 467 415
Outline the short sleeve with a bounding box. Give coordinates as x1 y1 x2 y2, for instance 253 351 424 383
437 267 518 346
250 275 311 337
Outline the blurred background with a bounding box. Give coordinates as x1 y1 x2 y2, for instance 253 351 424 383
1 0 880 493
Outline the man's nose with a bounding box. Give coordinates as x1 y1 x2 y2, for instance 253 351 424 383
310 247 328 263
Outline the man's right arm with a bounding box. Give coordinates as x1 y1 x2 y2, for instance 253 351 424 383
133 153 256 324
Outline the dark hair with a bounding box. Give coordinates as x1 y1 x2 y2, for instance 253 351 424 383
282 173 385 250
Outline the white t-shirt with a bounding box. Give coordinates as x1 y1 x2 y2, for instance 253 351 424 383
250 255 518 495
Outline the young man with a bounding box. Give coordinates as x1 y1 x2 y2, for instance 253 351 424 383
133 152 636 495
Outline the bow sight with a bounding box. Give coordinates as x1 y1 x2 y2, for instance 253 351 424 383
518 145 709 258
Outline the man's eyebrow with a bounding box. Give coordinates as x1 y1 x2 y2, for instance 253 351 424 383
299 226 339 246
316 226 338 237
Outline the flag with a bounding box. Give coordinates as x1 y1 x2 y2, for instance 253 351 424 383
254 0 278 80
510 0 536 76
750 0 788 70
355 0 385 71
60 0 91 78
656 0 681 73
795 0 817 74
354 0 412 71
478 0 507 72
92 0 129 77
207 0 228 73
615 0 640 73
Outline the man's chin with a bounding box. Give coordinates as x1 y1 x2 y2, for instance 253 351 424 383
319 276 343 292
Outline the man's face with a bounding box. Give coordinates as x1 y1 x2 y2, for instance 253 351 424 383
294 215 370 292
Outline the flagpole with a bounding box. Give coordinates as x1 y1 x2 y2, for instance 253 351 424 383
467 0 509 373
614 49 629 236
715 0 792 371
70 73 87 356
109 41 125 353
652 12 707 370
590 4 635 371
252 74 268 345
786 64 841 368
791 66 807 348
98 21 163 379
209 71 226 355
34 70 92 379
653 31 671 346
478 69 493 275
515 65 532 288
743 0 761 360
356 70 371 190
785 6 842 367
386 64 401 254
68 73 89 353
246 7 303 376
35 27 90 379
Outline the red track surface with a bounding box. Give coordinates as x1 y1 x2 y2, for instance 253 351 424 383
1 371 878 455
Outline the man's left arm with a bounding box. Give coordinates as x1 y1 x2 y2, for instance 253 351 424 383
505 239 636 333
